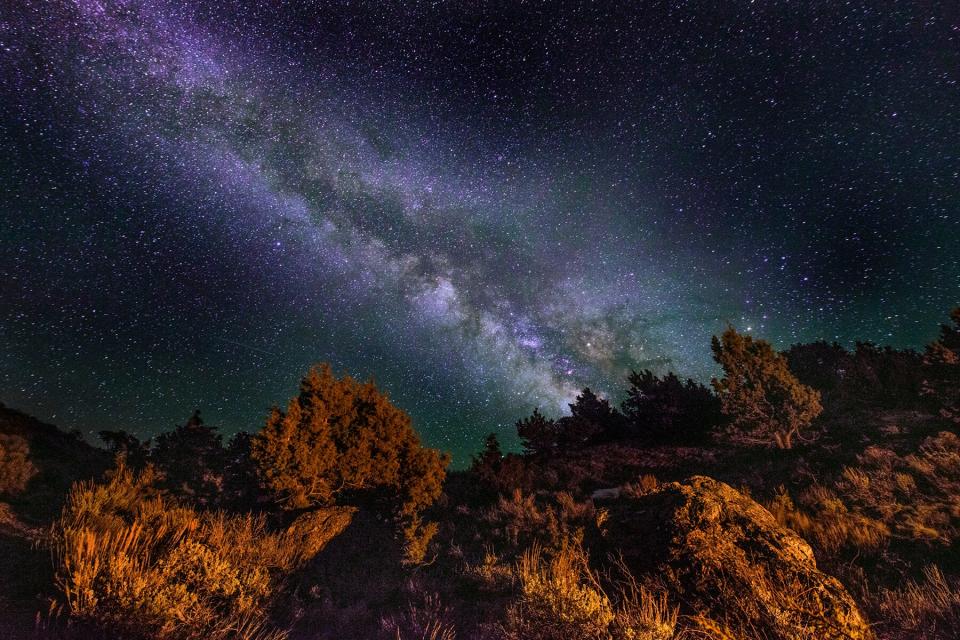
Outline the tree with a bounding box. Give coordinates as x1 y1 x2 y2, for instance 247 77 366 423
471 432 503 475
922 308 960 424
517 408 560 455
711 327 822 449
250 364 449 543
98 430 151 468
622 370 721 443
566 387 626 443
151 409 226 506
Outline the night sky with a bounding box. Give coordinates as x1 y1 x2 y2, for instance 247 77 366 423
2 1 958 464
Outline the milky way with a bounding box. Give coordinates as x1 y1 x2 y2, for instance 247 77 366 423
2 1 958 462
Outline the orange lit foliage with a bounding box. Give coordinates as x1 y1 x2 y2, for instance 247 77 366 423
50 463 313 640
711 327 822 449
251 364 449 558
0 433 37 496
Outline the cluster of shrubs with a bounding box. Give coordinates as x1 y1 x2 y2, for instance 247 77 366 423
38 364 449 638
3 308 960 639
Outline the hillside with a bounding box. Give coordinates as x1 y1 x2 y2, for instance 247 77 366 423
0 312 959 639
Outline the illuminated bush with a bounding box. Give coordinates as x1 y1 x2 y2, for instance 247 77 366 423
49 463 343 640
251 364 448 562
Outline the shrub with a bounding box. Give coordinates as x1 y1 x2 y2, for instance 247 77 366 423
505 539 613 640
250 364 448 562
380 590 456 640
769 430 960 566
711 327 822 449
503 539 679 640
49 463 329 640
0 433 37 496
879 565 960 637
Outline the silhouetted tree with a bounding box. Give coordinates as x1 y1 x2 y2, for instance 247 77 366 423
471 433 503 473
923 308 960 424
151 410 225 505
622 370 721 443
98 430 151 468
566 387 627 442
784 341 849 396
711 327 823 449
785 340 924 410
221 431 262 510
516 408 560 455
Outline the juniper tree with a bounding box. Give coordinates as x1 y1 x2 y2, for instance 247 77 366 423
711 327 822 449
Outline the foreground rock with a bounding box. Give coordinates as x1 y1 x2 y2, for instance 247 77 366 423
601 475 873 640
286 506 358 560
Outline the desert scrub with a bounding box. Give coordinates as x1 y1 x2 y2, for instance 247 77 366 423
878 565 960 637
503 539 679 640
505 539 613 640
49 463 325 640
770 431 960 558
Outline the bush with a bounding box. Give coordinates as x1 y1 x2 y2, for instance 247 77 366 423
49 463 330 640
879 565 960 637
0 433 37 496
770 430 960 565
503 539 679 640
251 364 448 563
505 539 613 640
711 327 822 449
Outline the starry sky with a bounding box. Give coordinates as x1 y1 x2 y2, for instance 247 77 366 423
1 1 958 463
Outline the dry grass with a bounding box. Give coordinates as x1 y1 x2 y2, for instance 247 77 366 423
48 463 330 640
503 539 679 640
878 565 960 637
381 589 457 640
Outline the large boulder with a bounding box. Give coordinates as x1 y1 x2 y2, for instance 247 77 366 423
600 475 873 640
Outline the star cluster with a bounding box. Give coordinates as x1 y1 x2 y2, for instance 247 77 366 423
1 1 958 463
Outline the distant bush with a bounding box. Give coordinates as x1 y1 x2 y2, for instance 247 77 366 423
711 327 822 449
49 463 333 640
621 370 721 443
0 433 37 496
251 363 449 563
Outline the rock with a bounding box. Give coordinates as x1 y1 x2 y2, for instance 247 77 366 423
601 475 873 640
285 506 357 560
590 486 622 500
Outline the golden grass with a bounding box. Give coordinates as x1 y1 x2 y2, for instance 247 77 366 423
503 539 679 640
48 463 310 640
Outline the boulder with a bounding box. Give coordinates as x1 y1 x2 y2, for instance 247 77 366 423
601 476 873 640
286 506 357 560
